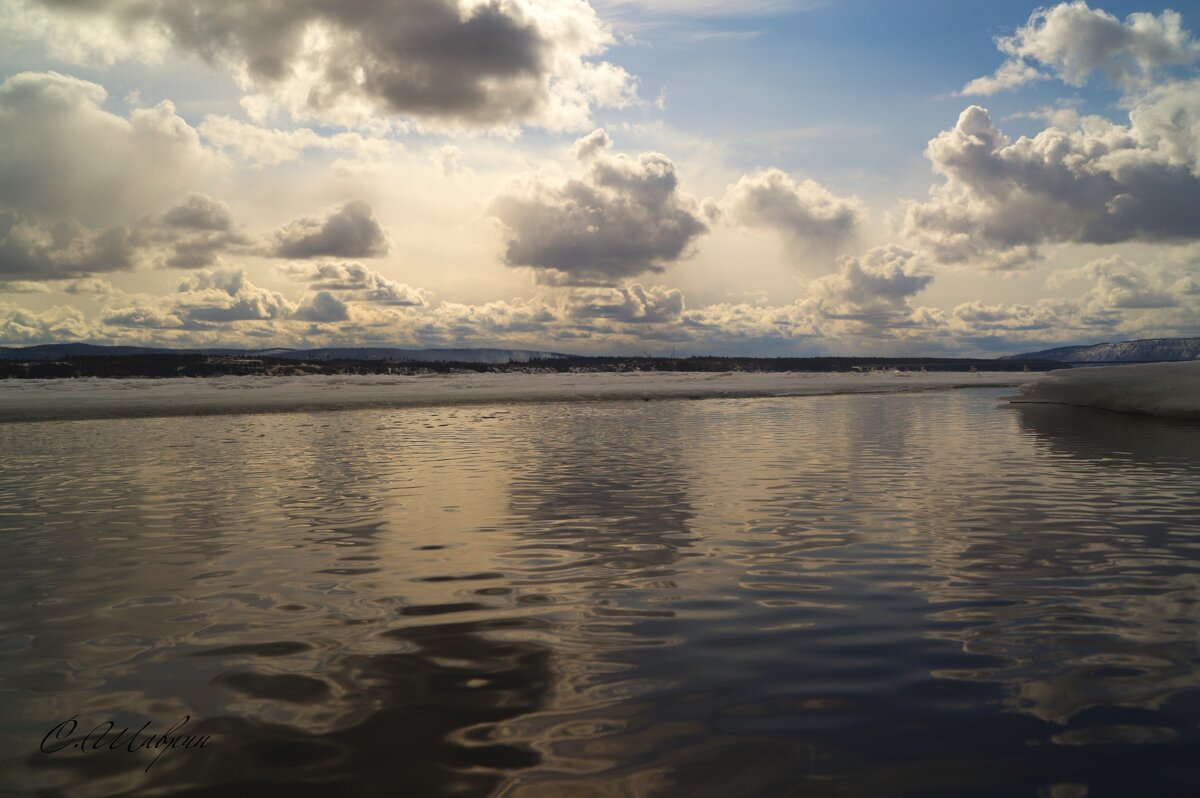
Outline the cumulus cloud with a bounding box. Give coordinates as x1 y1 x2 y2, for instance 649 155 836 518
949 300 1087 340
9 0 638 130
680 301 818 345
571 128 613 161
961 2 1200 95
492 138 709 285
175 269 294 323
100 304 188 330
148 194 255 269
0 212 138 280
280 262 430 307
0 71 219 228
1129 79 1200 173
103 268 294 330
160 194 234 232
674 248 940 349
273 201 389 259
417 297 560 343
811 246 932 313
101 263 426 335
726 169 865 258
946 251 1200 348
0 301 94 343
904 103 1200 270
569 283 684 323
293 292 350 323
0 72 232 279
1052 255 1181 310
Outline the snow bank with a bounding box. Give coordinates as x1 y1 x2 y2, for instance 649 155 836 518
1010 360 1200 419
0 370 1034 423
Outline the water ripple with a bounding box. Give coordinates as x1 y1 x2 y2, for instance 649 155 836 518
1 391 1198 795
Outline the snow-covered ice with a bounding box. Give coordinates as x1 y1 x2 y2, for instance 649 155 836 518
0 370 1035 423
1010 360 1200 419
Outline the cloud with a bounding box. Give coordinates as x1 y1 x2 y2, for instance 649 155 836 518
0 212 138 280
149 194 256 269
0 72 230 279
13 259 1188 354
1053 255 1181 310
811 245 932 313
568 283 684 323
0 280 50 294
0 71 219 228
62 277 117 296
945 250 1200 347
293 292 350 323
961 2 1200 95
593 0 806 15
674 247 941 349
198 116 398 167
680 301 817 345
10 0 638 130
417 297 560 343
904 102 1200 270
959 60 1046 96
100 304 188 330
279 262 430 307
174 269 294 323
571 128 613 161
0 301 94 343
949 300 1085 338
492 137 709 285
1129 79 1200 174
103 268 294 330
160 194 234 232
726 168 865 257
273 201 389 259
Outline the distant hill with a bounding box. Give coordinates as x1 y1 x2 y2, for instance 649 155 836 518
1002 337 1200 363
0 343 572 364
264 347 569 364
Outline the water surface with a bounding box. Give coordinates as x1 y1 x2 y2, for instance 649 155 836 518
1 388 1198 796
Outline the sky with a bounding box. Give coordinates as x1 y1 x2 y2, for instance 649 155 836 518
0 0 1198 356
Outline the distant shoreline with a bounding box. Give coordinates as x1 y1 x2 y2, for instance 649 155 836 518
0 370 1038 424
0 353 1060 380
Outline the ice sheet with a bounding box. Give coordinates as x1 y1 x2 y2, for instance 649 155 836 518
1010 360 1200 419
0 370 1036 423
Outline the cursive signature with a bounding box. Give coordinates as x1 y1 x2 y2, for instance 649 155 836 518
41 715 211 772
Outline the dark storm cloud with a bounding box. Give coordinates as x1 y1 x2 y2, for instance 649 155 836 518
18 0 634 128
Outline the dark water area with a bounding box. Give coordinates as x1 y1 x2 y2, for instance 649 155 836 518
1 388 1198 797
